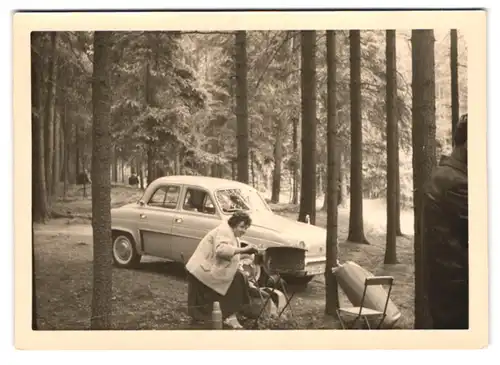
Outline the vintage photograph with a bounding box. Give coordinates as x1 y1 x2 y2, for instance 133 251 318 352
16 10 486 349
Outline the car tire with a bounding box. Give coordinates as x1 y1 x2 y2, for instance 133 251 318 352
112 232 141 268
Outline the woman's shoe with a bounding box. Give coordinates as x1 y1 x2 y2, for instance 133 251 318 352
224 314 243 329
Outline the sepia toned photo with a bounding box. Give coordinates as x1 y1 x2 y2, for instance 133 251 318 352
14 10 487 350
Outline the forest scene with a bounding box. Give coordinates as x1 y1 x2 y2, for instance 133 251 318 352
31 28 467 330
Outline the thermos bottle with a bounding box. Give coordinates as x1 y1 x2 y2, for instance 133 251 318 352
212 301 222 329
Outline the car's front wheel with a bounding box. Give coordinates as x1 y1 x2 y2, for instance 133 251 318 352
112 232 141 268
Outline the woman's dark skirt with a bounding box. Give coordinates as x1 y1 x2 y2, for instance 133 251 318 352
187 270 251 323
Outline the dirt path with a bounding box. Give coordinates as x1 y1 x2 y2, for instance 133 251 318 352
34 219 93 236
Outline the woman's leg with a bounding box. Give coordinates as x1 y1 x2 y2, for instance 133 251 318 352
187 273 217 323
219 270 251 319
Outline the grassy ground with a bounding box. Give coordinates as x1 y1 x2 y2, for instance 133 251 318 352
33 184 415 330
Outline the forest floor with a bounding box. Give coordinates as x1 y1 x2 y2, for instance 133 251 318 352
33 184 415 330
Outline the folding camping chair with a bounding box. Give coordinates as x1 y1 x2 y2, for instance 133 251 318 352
250 246 307 329
336 276 394 330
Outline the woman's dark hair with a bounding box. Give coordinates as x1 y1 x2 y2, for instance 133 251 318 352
227 211 252 228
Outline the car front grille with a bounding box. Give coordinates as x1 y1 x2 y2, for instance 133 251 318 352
264 246 306 274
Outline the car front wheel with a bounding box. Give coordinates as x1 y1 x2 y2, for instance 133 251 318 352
112 233 141 268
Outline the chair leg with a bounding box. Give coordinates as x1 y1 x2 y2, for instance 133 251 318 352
252 289 276 329
376 314 386 329
336 310 346 329
278 292 296 318
363 316 371 330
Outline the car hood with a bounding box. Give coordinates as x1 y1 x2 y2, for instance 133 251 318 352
248 212 327 254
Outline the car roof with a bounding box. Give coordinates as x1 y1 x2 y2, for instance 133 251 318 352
151 175 255 191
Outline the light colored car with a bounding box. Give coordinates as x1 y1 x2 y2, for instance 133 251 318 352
110 175 327 285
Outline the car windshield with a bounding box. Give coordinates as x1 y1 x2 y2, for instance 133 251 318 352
215 188 271 214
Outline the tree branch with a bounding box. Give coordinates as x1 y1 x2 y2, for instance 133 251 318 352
251 31 298 99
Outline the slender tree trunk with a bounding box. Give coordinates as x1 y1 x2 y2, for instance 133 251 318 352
147 145 154 185
57 62 64 185
450 29 459 145
59 114 64 182
339 151 348 207
411 30 437 329
235 31 249 184
112 146 118 182
121 160 125 182
325 30 340 315
347 30 369 244
144 60 155 186
250 150 256 187
233 160 238 181
271 118 284 203
90 31 113 330
291 116 299 204
75 126 81 178
52 108 60 195
290 33 300 205
63 100 69 197
32 32 49 223
385 30 399 264
395 128 403 236
44 32 57 198
138 156 145 190
298 31 317 225
32 227 37 329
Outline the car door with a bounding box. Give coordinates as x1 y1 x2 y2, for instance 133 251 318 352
138 184 181 259
169 186 222 263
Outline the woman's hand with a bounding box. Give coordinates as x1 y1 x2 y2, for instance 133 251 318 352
236 244 258 255
241 245 259 255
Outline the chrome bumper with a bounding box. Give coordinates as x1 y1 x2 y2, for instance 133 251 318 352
304 256 326 276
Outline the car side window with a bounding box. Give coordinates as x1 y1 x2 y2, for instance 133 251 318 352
148 185 180 209
183 188 216 215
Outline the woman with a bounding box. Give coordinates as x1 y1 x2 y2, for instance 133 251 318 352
185 211 258 328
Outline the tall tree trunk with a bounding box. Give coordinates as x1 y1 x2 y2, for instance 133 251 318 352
121 160 125 182
250 150 256 187
347 30 369 244
44 32 57 198
450 29 459 145
138 156 144 190
75 126 81 178
385 30 399 264
32 32 49 223
52 106 60 195
298 31 317 225
339 151 348 207
144 60 155 186
395 125 403 236
411 30 437 329
57 62 64 184
231 161 235 180
210 128 220 177
147 145 154 185
291 116 299 205
90 31 113 330
292 32 301 206
59 113 64 182
235 31 249 184
32 227 37 330
271 118 284 203
325 30 340 315
112 146 118 182
62 100 69 197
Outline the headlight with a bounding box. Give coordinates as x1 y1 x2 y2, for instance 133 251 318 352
298 241 306 249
